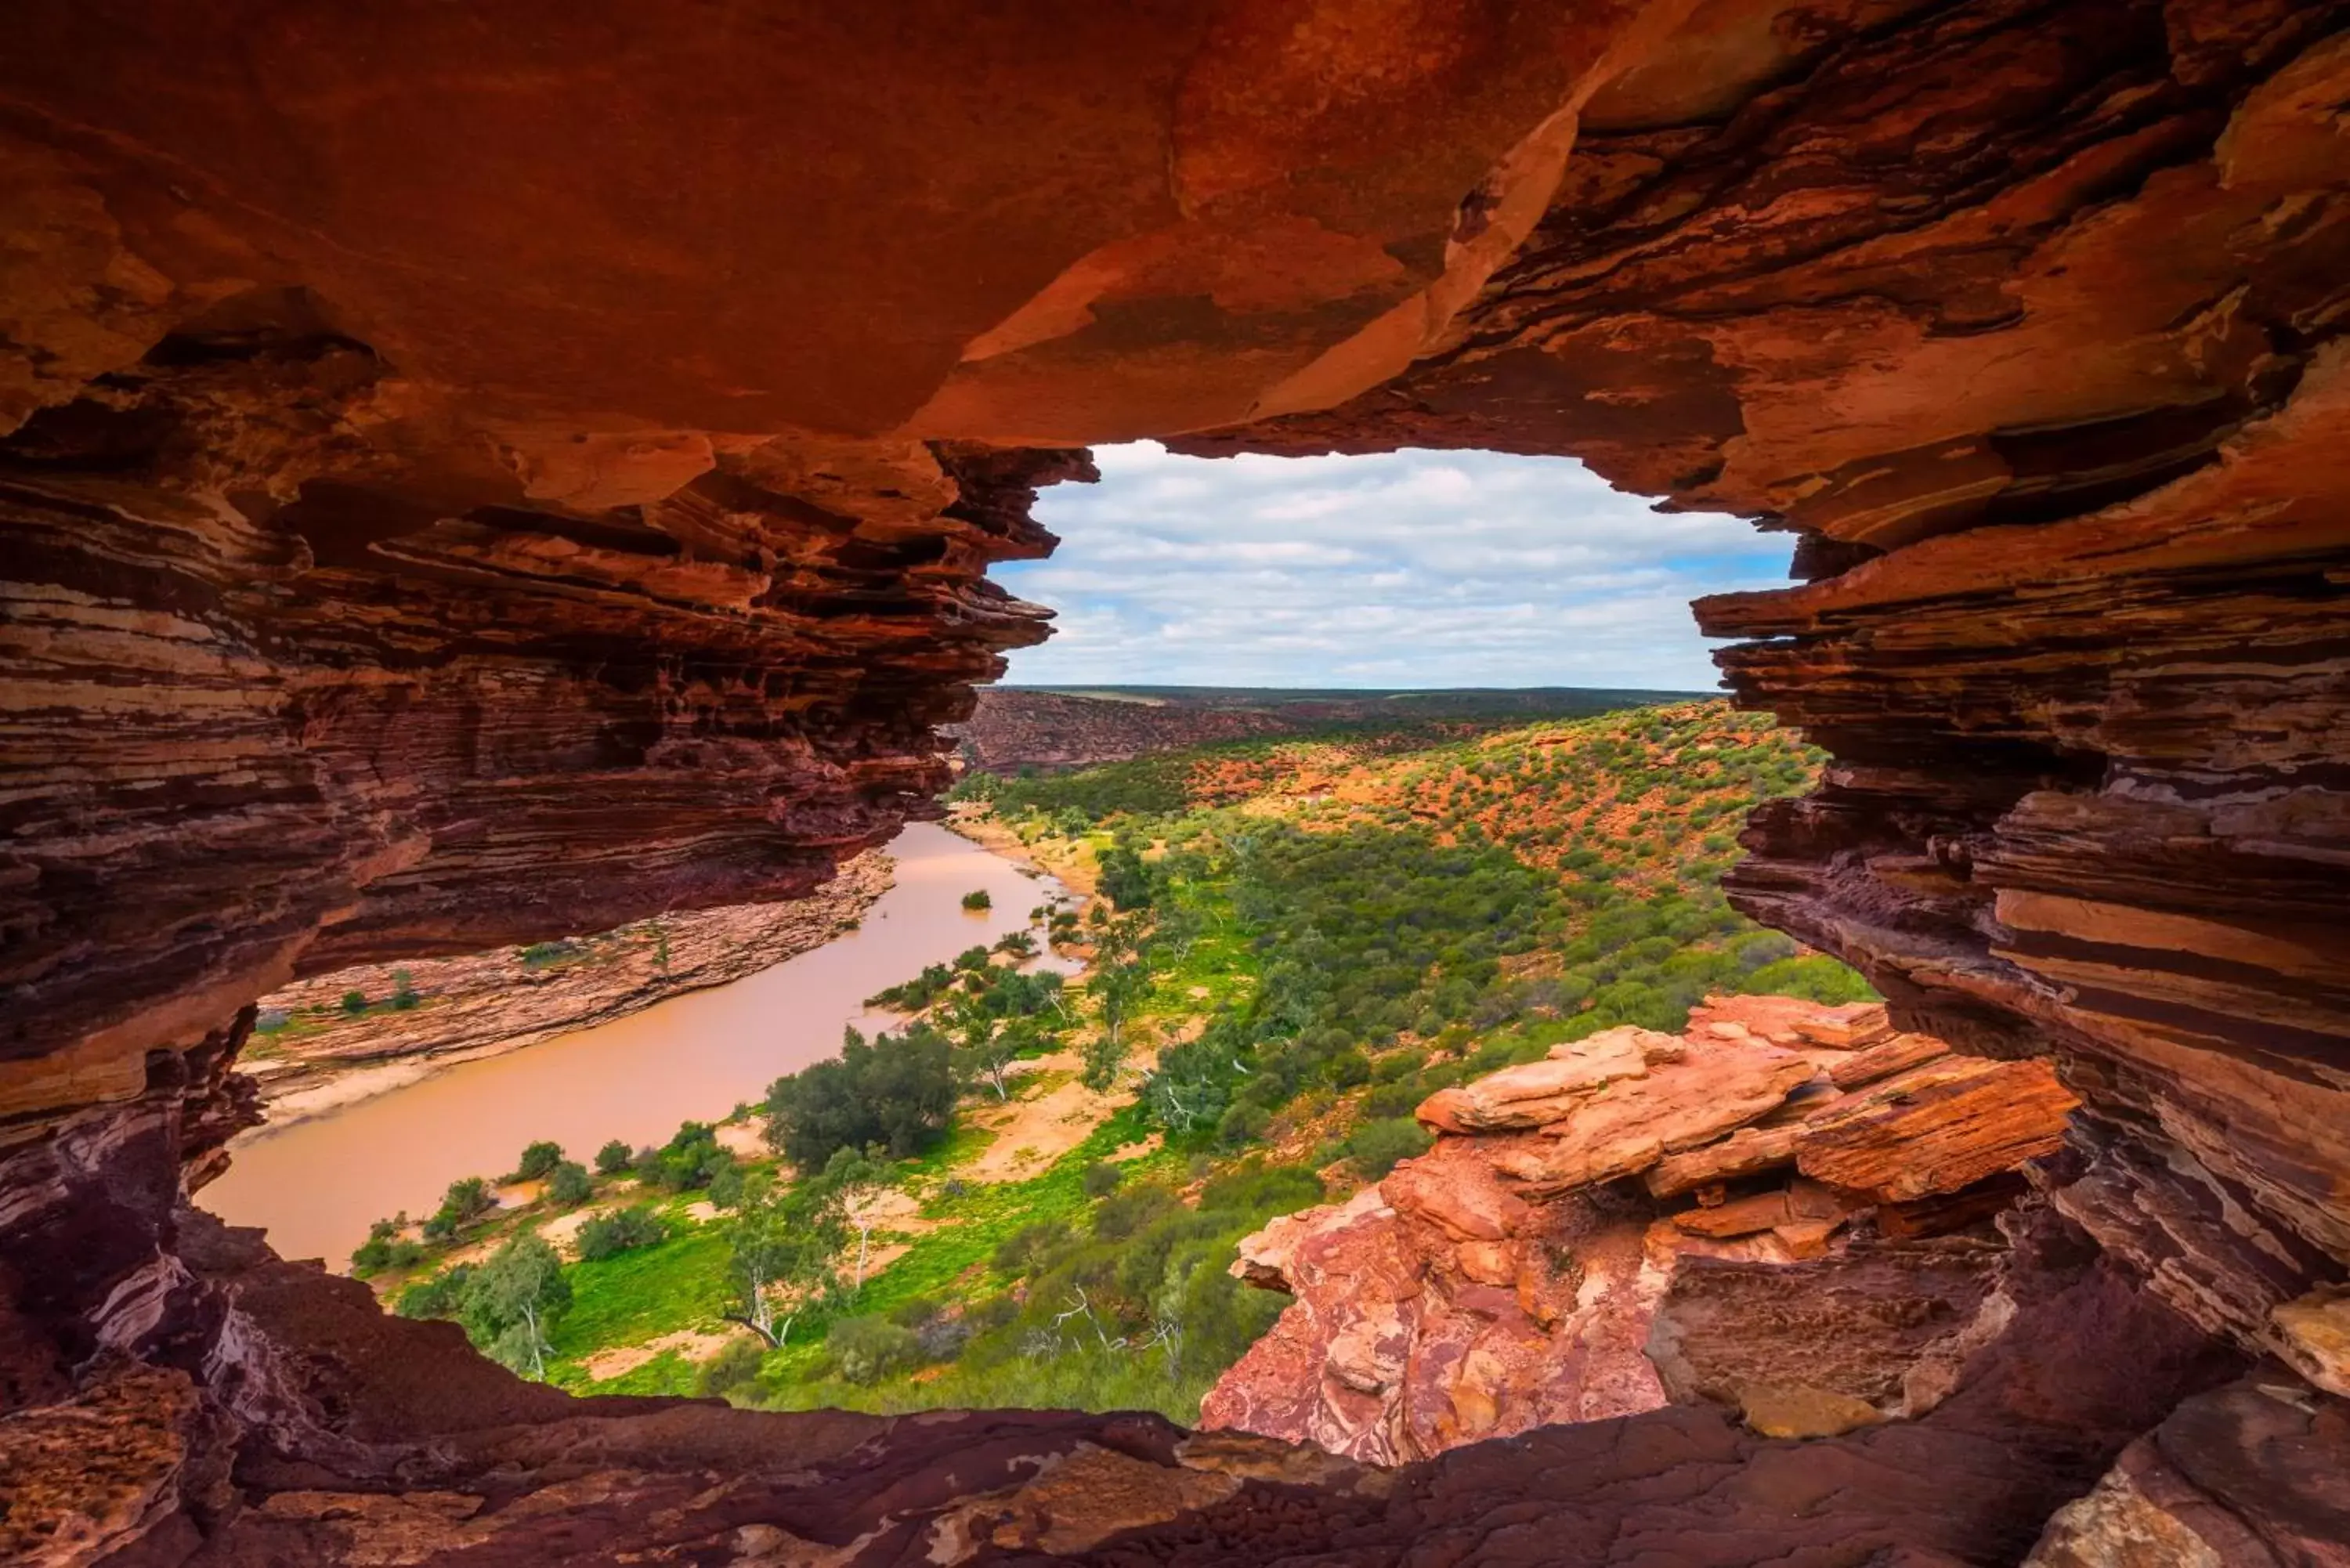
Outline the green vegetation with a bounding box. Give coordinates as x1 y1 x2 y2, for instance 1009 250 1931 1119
960 888 992 911
577 1205 667 1261
762 1027 956 1168
547 1160 594 1205
631 1120 732 1191
357 698 1868 1427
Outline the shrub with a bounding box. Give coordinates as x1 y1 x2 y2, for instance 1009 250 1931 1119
828 1316 920 1385
351 1216 413 1274
576 1205 667 1261
1343 1117 1434 1180
594 1139 633 1176
512 1140 564 1182
629 1122 730 1191
696 1335 768 1398
393 1265 471 1320
992 1219 1070 1278
960 888 992 911
1215 1101 1270 1147
421 1176 494 1241
1746 955 1877 1004
389 969 421 1010
1079 1160 1123 1198
546 1161 594 1205
340 989 369 1015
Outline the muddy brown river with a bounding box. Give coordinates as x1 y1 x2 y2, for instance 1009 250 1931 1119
201 823 1073 1268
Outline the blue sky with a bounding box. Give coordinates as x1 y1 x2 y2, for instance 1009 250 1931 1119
993 443 1791 691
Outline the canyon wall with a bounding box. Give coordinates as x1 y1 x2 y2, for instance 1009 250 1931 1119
1177 0 2350 1358
2 0 2348 1563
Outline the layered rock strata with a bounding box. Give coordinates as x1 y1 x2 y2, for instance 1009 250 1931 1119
3 1 2349 1562
1200 996 2079 1461
1175 0 2350 1354
240 851 891 1122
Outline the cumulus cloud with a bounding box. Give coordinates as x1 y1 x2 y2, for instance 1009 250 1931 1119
993 443 1791 690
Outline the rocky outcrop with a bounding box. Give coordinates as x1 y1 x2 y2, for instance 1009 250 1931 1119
2023 1376 2350 1567
1176 0 2350 1358
1200 997 2079 1462
5 2 2350 1562
240 851 891 1120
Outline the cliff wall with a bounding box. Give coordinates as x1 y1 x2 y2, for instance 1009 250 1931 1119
2 2 2346 1563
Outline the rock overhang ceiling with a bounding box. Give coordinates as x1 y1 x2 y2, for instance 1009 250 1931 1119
4 0 2350 1562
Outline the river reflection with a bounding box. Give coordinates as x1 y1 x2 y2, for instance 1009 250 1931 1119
201 822 1072 1267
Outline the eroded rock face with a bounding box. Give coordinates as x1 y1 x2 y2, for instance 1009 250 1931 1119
1176 0 2350 1351
4 2 2349 1562
1201 998 2078 1462
241 849 892 1121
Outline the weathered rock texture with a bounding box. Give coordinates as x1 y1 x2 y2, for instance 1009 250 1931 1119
5 1 2350 1562
2023 1376 2350 1567
1201 996 2077 1462
240 850 891 1122
1177 0 2350 1359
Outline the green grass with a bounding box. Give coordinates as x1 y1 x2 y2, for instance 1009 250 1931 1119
546 1223 731 1389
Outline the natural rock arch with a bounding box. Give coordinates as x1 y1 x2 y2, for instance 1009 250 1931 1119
2 1 2345 1561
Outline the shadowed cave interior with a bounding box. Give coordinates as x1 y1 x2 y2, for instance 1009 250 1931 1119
3 1 2349 1563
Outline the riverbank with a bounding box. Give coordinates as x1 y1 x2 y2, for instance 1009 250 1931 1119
946 801 1097 894
202 825 1065 1266
240 851 894 1129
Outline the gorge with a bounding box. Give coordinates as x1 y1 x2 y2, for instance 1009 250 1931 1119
5 2 2349 1564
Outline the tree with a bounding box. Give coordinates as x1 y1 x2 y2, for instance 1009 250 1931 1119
821 1145 894 1297
634 1121 731 1190
960 888 992 911
943 996 1025 1101
341 988 369 1015
762 1024 955 1169
547 1160 593 1205
461 1234 569 1378
1097 844 1155 909
1079 1028 1128 1093
390 969 421 1010
576 1205 667 1261
1087 958 1149 1053
594 1139 633 1175
725 1174 848 1349
512 1140 564 1181
422 1175 494 1241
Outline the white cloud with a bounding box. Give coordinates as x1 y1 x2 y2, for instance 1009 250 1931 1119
992 443 1790 689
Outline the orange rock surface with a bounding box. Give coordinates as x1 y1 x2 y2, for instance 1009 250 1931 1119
1202 995 2079 1463
3 2 2347 1561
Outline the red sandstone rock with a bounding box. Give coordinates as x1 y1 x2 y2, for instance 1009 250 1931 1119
1434 1029 1820 1197
1206 999 2077 1465
2 3 2347 1559
1798 1059 2080 1203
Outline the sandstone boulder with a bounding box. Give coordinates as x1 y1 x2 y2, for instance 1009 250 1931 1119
1208 998 2080 1465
